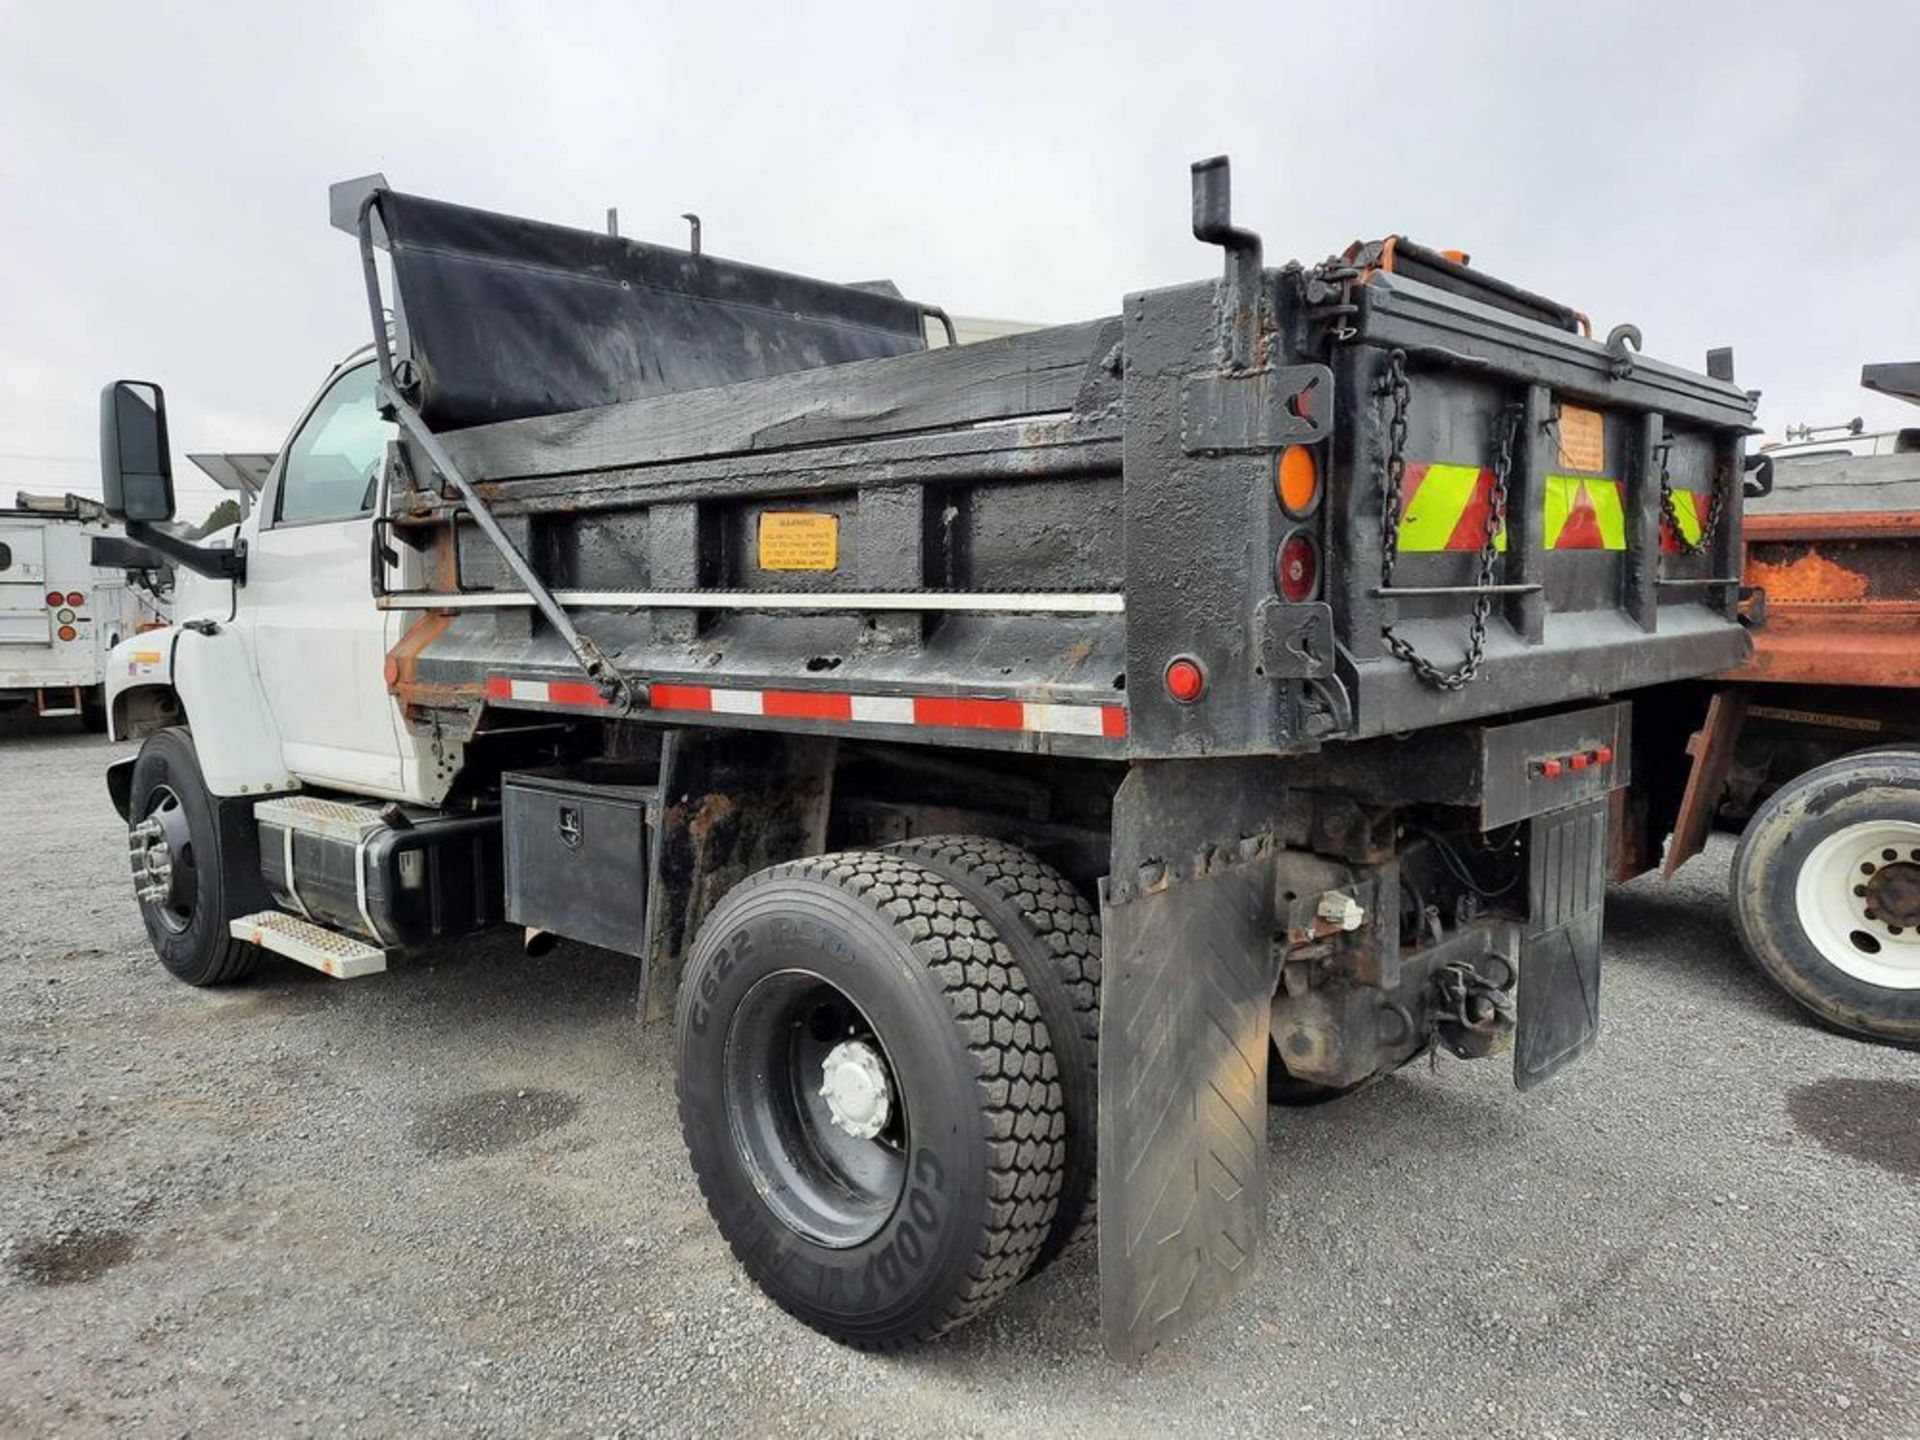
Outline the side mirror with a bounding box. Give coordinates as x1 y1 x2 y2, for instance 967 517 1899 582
99 380 176 523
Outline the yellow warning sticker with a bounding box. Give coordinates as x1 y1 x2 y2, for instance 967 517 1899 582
1557 405 1607 473
758 511 839 571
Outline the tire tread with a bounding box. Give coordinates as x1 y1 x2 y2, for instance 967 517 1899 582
885 835 1099 1264
678 849 1067 1347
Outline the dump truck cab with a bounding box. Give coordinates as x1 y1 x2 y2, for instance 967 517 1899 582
98 158 1756 1359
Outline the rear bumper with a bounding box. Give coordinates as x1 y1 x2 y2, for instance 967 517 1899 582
1345 604 1751 740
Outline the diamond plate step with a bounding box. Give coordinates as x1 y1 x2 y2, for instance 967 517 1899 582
230 911 388 979
253 795 387 844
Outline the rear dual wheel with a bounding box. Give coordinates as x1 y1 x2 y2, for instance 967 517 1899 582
1732 750 1920 1046
675 850 1075 1348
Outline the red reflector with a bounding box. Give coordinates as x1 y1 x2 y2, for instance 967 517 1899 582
1569 753 1589 771
65 591 85 607
1594 745 1614 764
45 591 61 607
1275 530 1319 603
1164 657 1206 704
1540 759 1563 778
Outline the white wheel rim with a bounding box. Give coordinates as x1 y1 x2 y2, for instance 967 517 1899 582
1793 819 1920 990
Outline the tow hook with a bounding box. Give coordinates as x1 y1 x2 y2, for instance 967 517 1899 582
1430 959 1516 1060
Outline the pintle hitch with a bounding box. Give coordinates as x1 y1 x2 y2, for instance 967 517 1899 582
1430 958 1517 1061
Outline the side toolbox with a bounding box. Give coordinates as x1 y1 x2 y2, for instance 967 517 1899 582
503 763 659 958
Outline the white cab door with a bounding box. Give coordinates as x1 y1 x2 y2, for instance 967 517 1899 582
243 361 409 795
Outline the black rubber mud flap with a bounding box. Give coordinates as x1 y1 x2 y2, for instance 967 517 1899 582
1098 851 1274 1360
1515 796 1607 1090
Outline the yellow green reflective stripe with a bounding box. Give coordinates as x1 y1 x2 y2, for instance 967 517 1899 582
1544 474 1626 551
1669 489 1702 546
1396 463 1507 553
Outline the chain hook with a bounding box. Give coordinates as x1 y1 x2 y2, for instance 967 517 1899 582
1377 350 1519 691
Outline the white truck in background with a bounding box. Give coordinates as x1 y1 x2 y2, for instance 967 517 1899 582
0 492 166 730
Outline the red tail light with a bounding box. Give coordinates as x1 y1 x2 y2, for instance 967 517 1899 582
1276 530 1320 603
1164 657 1206 704
65 591 85 607
45 591 61 607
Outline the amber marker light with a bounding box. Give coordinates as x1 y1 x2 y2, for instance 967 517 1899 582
1276 446 1320 517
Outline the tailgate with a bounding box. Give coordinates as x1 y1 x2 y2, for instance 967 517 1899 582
0 587 52 649
1330 269 1757 736
1 524 53 645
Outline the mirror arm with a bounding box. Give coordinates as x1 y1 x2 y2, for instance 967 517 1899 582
126 520 247 582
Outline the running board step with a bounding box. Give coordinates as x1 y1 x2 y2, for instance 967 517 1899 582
229 911 389 979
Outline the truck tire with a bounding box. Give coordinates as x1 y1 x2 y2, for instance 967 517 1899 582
675 852 1067 1349
125 728 260 986
1732 750 1920 1046
886 835 1099 1271
81 687 108 734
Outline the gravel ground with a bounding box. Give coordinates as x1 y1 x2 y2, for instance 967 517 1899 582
2 714 1916 1439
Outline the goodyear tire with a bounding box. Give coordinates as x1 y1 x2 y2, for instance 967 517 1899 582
886 835 1099 1271
125 727 260 986
1732 750 1920 1046
675 851 1067 1348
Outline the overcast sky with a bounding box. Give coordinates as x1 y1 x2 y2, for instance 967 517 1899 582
2 0 1915 520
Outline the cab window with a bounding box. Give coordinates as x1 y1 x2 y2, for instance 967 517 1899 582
275 363 394 525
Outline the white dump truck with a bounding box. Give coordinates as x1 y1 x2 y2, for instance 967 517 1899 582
96 162 1758 1357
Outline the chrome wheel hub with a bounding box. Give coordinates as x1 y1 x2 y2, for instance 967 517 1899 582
128 787 196 931
818 1039 893 1141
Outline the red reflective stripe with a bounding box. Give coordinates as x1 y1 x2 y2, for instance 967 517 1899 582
547 680 607 708
1556 482 1607 550
1659 490 1697 554
493 675 1124 741
651 683 713 712
1443 469 1498 552
913 697 1026 731
762 689 853 721
1397 463 1426 515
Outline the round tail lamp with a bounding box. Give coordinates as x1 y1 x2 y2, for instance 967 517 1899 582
1276 529 1320 603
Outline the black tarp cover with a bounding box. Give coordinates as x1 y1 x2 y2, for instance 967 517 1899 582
362 188 929 431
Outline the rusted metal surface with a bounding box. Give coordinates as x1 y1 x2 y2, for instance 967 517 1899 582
1663 689 1748 878
384 610 484 714
1731 508 1920 688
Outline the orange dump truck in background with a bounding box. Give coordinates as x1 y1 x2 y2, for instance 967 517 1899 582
1664 362 1920 1045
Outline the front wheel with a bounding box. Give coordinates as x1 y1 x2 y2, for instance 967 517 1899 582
126 728 260 986
1731 750 1920 1046
675 852 1067 1349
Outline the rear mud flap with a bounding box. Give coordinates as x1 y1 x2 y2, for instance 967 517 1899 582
1098 850 1274 1361
1516 796 1607 1089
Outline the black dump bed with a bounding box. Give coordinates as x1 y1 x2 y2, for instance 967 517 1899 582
362 166 1757 760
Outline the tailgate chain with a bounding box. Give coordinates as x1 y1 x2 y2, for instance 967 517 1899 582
1656 434 1724 557
1376 348 1521 690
